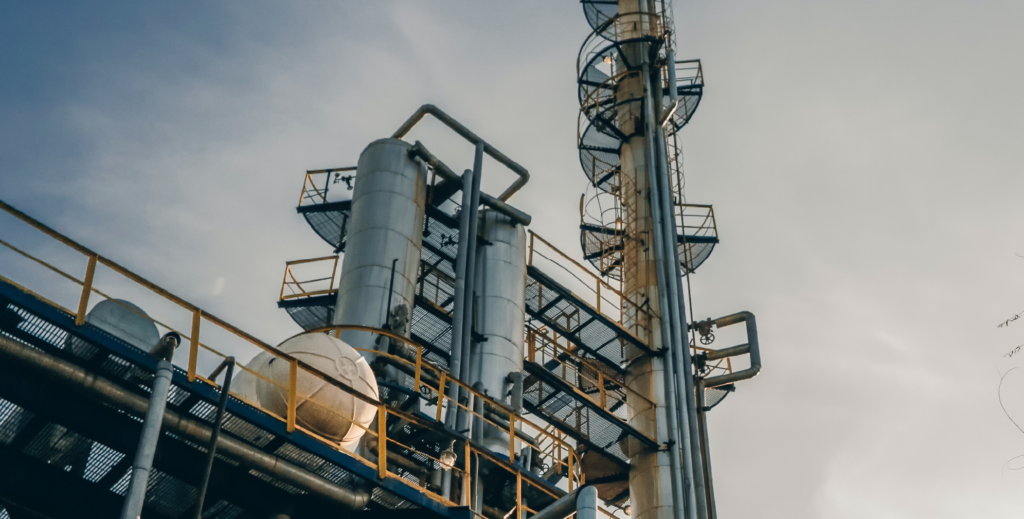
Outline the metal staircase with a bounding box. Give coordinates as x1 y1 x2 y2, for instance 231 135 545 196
286 165 667 501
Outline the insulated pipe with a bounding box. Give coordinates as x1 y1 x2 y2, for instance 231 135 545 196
0 335 372 511
642 60 692 519
483 412 539 447
695 378 718 519
442 169 474 501
407 142 532 226
701 312 761 388
527 486 598 519
456 147 484 438
121 351 175 519
362 437 430 478
655 123 707 518
658 50 680 127
391 104 530 202
507 372 524 413
704 343 750 361
445 169 475 429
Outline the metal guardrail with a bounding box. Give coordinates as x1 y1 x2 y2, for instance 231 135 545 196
674 59 703 88
279 256 339 301
527 231 652 347
299 167 356 208
0 199 582 516
527 327 655 436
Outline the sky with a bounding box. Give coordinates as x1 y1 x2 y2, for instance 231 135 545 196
2 1 1024 517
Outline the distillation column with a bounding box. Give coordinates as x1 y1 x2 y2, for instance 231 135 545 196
616 3 675 519
469 211 527 453
333 139 427 356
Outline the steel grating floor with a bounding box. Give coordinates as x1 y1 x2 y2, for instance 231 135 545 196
0 281 448 519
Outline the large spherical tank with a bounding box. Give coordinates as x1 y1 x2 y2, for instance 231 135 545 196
253 333 379 445
85 299 160 353
235 350 273 406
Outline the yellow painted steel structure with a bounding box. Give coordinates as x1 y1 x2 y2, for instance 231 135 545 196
0 198 614 519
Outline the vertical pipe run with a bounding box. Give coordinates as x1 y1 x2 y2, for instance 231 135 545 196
641 59 690 519
193 358 235 519
445 170 475 428
120 357 175 519
653 124 704 517
657 126 708 517
695 378 717 519
456 144 484 436
442 170 474 500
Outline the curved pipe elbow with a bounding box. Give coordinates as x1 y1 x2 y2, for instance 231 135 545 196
704 311 761 388
393 104 530 202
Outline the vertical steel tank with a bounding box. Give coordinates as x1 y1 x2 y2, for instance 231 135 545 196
469 211 526 452
614 2 677 519
333 138 427 358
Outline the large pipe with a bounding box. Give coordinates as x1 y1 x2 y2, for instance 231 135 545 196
407 141 532 226
527 486 598 519
455 147 484 439
362 437 430 479
701 312 761 388
654 122 706 518
391 104 530 202
445 169 475 428
695 378 717 519
0 335 372 510
120 335 177 519
442 168 475 501
658 25 680 127
641 59 692 519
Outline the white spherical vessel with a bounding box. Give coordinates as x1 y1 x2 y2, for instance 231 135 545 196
254 333 379 446
85 299 160 353
235 350 273 406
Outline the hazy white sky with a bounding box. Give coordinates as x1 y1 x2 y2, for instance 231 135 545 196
2 1 1024 517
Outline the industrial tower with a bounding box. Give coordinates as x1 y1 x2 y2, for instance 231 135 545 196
0 2 759 519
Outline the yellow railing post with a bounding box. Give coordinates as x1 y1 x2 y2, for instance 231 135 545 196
414 345 422 394
287 359 298 433
528 232 534 266
568 449 575 491
330 255 339 290
516 471 522 519
298 174 310 206
463 442 471 506
527 331 536 363
598 371 607 409
188 309 201 382
435 372 447 422
279 264 290 300
377 406 387 480
508 414 516 460
75 254 97 326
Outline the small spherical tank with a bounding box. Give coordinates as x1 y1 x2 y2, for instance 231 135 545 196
251 333 379 446
85 299 160 353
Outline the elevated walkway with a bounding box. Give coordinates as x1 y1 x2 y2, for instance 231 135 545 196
0 199 596 519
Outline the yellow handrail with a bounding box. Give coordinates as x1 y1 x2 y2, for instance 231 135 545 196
528 230 653 345
279 256 340 301
0 198 607 511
